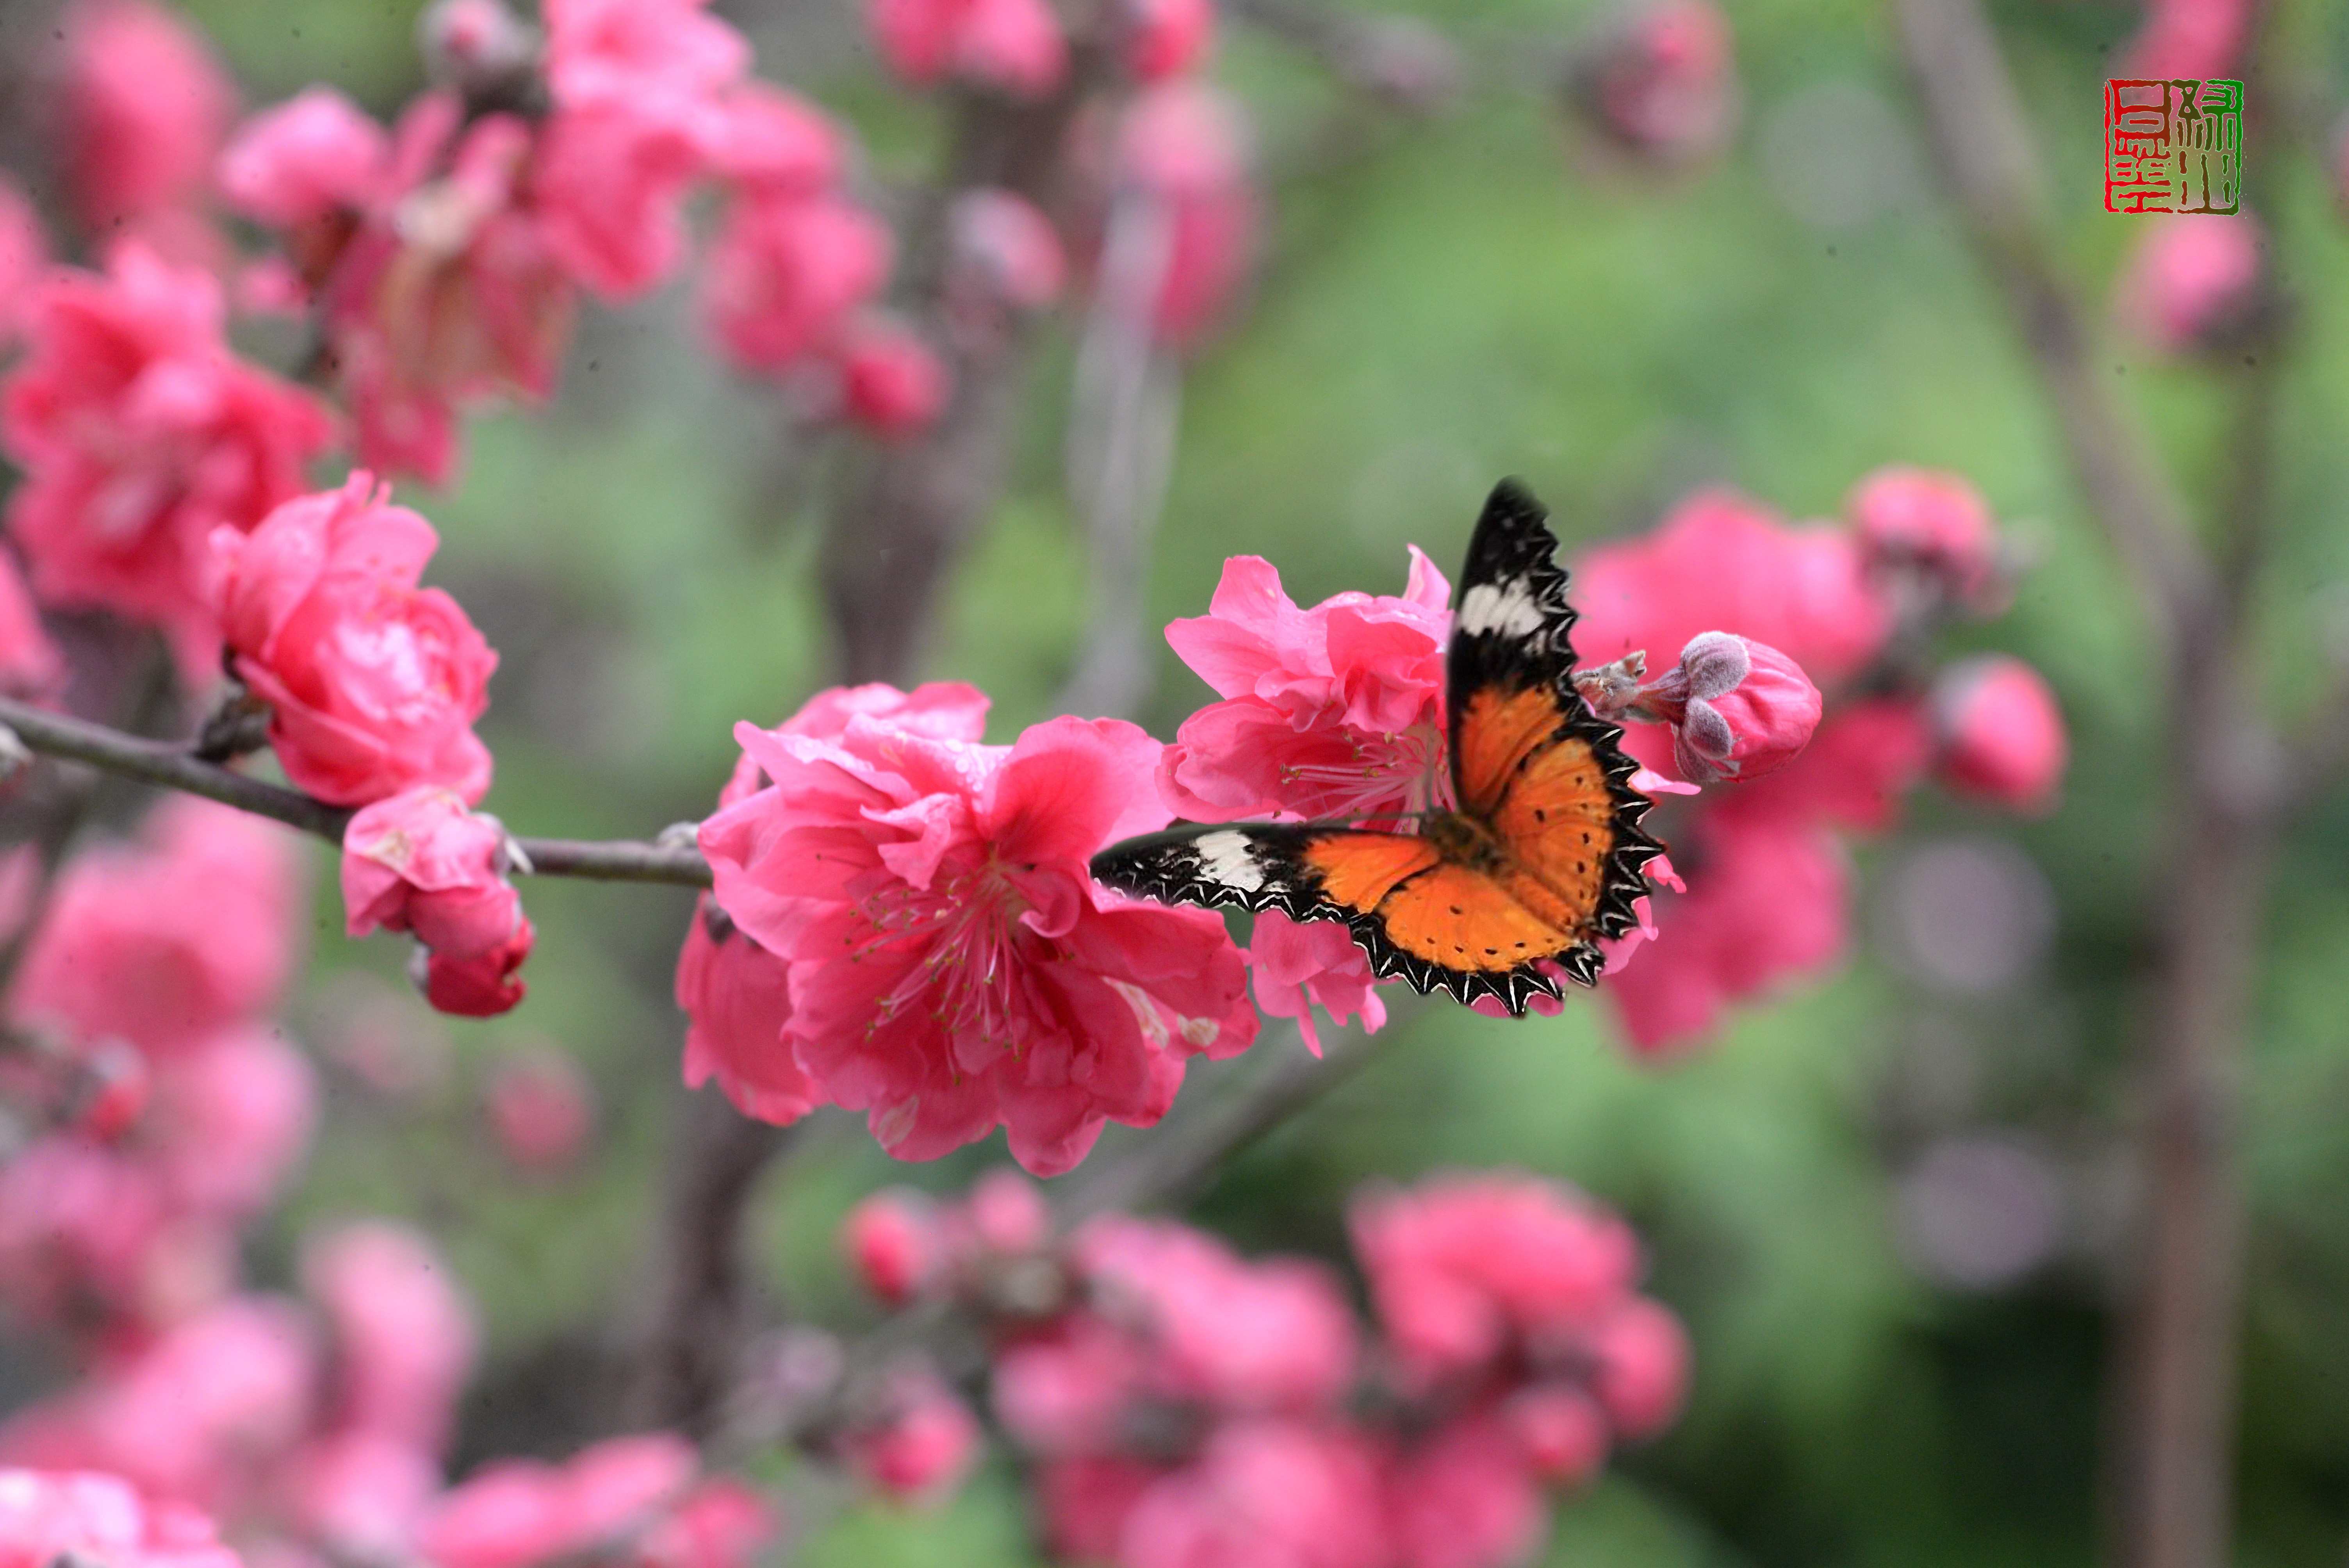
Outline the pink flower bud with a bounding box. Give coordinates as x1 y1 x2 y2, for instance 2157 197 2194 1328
1121 0 1213 81
1930 655 2067 815
418 919 533 1017
841 1190 945 1306
1588 1298 1690 1440
2116 212 2268 356
1503 1384 1611 1484
58 0 236 237
963 1169 1051 1255
635 1479 779 1568
342 788 525 961
841 1370 982 1508
1848 465 2001 608
835 320 950 439
948 189 1065 312
1641 632 1820 784
485 1046 594 1171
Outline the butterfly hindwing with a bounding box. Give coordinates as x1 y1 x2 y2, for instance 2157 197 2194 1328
1088 824 1575 1012
1444 480 1662 964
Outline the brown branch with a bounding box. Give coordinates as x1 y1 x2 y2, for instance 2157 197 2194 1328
0 695 714 886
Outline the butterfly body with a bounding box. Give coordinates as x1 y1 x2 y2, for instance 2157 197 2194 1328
1091 480 1661 1017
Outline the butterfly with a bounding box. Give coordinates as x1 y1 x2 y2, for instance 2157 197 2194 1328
1088 479 1663 1016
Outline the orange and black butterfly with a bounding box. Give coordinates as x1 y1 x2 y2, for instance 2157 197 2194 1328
1089 479 1663 1017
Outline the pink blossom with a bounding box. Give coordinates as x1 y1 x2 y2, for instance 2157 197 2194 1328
218 89 393 229
0 547 62 698
336 110 576 484
1114 85 1258 350
705 85 842 195
1585 1297 1689 1439
420 920 533 1017
1385 1417 1545 1568
1615 631 1820 785
1727 698 1930 835
0 178 48 345
0 1140 170 1325
672 683 987 1124
1349 1173 1641 1388
145 1026 317 1216
56 0 235 240
834 319 951 439
1122 0 1215 81
842 1191 945 1306
483 1047 595 1170
700 194 893 374
1600 807 1847 1054
1930 655 2067 815
958 1167 1053 1256
0 1296 317 1511
1847 465 2001 609
535 0 750 299
342 788 524 959
2115 212 2267 356
2 246 336 673
1245 912 1386 1057
1160 545 1449 824
1573 488 1894 689
948 189 1066 314
632 1480 777 1568
0 1469 242 1568
699 698 1257 1176
1117 1420 1388 1568
1077 1217 1359 1413
211 474 497 806
11 797 301 1055
869 0 1069 96
300 1222 478 1452
1570 0 1737 167
1034 1458 1157 1563
2123 0 2249 78
841 1370 982 1508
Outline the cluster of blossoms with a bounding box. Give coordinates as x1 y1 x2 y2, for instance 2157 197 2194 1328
834 1169 1687 1565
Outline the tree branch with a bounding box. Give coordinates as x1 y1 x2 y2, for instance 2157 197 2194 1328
0 695 714 886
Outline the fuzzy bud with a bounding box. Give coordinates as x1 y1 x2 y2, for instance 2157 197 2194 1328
1635 632 1820 784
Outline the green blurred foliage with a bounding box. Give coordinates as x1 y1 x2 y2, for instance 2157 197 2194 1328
159 0 2349 1562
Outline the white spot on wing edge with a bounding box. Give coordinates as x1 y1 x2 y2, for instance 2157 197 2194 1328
1192 830 1267 892
1458 579 1546 638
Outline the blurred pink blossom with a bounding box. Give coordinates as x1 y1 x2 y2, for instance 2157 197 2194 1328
948 189 1066 314
1930 655 2067 815
840 1369 982 1507
0 1468 243 1568
1386 1416 1544 1568
145 1026 317 1217
300 1222 477 1453
218 89 393 230
701 194 892 374
482 1047 595 1170
1847 465 2002 610
834 319 951 439
1568 0 1738 168
0 178 48 345
869 0 1068 97
1 244 335 674
1121 0 1215 82
2122 0 2249 79
1114 85 1258 351
841 1190 945 1307
56 0 235 244
2115 212 2266 356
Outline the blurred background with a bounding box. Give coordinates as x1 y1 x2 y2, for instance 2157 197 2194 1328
8 0 2349 1561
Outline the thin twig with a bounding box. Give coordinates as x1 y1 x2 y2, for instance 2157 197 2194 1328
0 695 715 886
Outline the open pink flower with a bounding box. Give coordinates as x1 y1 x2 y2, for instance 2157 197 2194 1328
700 698 1257 1176
0 1469 243 1568
1930 655 2067 815
342 788 524 958
301 1222 478 1453
1244 912 1385 1056
1160 545 1450 824
1574 488 1894 689
57 0 235 243
10 797 301 1056
2 245 335 674
218 88 393 229
674 683 986 1126
212 474 497 806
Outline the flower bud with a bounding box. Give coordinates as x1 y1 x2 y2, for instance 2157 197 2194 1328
1930 655 2066 814
416 918 533 1017
841 1368 982 1508
1656 633 1820 784
835 319 950 439
343 788 526 960
2115 212 2271 357
842 1190 945 1306
1848 465 2002 609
